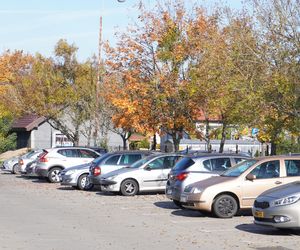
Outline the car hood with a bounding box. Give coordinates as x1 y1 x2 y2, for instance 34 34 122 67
64 163 90 172
101 167 138 178
188 175 235 189
259 181 300 199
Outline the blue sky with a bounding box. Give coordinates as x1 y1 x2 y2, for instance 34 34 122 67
0 0 243 61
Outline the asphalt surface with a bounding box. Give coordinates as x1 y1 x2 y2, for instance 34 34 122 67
0 172 299 250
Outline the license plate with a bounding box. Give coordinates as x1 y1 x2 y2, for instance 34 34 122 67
254 210 264 218
180 195 187 203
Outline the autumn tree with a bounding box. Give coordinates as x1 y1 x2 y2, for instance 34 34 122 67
103 0 201 151
247 0 300 154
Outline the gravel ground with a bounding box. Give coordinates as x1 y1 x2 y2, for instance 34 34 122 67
0 172 299 250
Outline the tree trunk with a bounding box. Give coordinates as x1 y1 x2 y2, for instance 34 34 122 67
171 133 181 152
219 123 227 153
270 142 277 155
151 133 157 151
121 135 128 150
205 119 211 152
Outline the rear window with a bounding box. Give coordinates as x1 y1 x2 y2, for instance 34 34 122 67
285 160 300 177
104 155 120 165
58 149 78 157
172 157 195 171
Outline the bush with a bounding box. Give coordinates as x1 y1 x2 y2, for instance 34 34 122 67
0 116 17 153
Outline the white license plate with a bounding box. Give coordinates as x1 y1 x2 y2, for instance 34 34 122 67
180 195 187 203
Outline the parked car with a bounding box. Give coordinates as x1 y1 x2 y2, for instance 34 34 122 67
1 156 19 173
88 150 154 185
35 147 100 183
60 163 93 190
180 155 300 218
19 149 43 174
253 181 300 229
1 150 42 174
98 153 183 196
166 153 250 207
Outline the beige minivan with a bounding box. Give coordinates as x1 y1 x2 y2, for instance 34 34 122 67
180 156 300 218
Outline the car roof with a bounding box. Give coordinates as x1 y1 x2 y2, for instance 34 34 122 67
187 153 251 159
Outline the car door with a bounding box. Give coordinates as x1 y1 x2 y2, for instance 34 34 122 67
141 156 180 191
140 156 166 191
241 160 284 207
57 149 80 168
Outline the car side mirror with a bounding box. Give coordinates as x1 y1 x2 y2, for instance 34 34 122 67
144 166 151 171
246 173 256 181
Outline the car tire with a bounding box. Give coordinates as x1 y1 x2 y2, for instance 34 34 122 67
212 194 238 218
173 200 184 209
12 164 20 174
77 174 94 191
48 167 62 183
120 179 139 196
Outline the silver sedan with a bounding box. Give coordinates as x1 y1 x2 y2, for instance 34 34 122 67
99 153 182 196
252 181 300 229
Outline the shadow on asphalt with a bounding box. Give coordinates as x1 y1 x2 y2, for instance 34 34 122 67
236 223 300 236
95 191 165 197
153 201 179 210
57 186 102 192
1 172 12 175
171 209 206 217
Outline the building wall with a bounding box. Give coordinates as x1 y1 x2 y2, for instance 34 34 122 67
29 121 123 150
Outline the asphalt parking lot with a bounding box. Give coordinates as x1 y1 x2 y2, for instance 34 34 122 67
0 172 299 250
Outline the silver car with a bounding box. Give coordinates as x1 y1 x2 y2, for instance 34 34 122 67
1 156 19 173
19 150 43 174
35 147 100 183
253 181 300 229
99 153 182 196
60 163 94 190
1 150 42 174
166 153 249 207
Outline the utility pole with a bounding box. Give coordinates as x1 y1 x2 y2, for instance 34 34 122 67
93 0 126 146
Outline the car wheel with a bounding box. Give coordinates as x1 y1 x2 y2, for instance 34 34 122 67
120 179 139 196
212 194 238 218
78 174 94 190
173 200 184 209
12 164 20 174
48 167 62 183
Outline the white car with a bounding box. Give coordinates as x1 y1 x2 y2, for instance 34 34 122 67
99 153 182 196
35 147 100 183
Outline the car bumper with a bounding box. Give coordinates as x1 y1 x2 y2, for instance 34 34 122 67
253 204 300 229
1 162 12 172
60 174 77 186
166 183 183 201
181 193 211 211
35 168 49 177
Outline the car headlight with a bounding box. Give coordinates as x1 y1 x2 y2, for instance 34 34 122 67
66 169 76 175
184 185 202 194
191 187 202 194
106 175 117 180
271 195 300 207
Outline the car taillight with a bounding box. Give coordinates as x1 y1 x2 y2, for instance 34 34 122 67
19 159 24 165
93 166 101 176
39 152 48 163
176 172 188 181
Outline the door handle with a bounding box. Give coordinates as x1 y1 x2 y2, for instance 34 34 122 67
275 181 282 185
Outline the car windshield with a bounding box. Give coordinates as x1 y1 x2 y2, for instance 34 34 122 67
221 159 258 177
130 155 158 169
